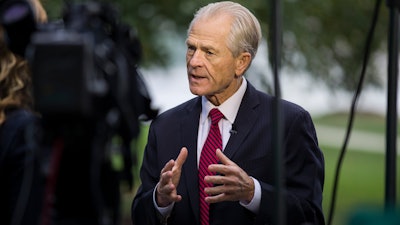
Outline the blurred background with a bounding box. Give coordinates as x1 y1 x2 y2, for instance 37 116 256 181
40 0 399 225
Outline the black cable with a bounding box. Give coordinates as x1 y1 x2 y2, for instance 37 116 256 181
326 0 382 224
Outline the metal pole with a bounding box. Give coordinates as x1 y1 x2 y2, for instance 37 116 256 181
385 0 398 211
269 0 285 224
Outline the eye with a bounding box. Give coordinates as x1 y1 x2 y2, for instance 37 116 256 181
204 49 216 56
187 45 195 55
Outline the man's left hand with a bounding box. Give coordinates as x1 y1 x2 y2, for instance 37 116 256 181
204 149 255 204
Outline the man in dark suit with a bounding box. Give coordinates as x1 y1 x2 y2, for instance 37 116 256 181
132 1 325 224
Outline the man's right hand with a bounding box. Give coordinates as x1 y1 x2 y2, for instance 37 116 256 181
156 147 188 207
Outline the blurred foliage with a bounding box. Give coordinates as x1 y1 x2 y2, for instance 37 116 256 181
41 0 390 91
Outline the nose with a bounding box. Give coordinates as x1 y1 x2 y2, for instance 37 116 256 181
187 50 203 68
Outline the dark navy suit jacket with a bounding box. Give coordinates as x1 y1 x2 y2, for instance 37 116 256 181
132 82 325 225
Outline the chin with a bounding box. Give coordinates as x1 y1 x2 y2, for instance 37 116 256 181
189 87 205 96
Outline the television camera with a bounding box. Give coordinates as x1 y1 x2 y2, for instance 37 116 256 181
0 0 158 224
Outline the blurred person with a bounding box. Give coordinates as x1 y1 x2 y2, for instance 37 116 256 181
132 1 325 225
0 0 47 224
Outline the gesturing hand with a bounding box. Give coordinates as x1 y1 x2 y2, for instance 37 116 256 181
203 149 255 204
156 147 188 207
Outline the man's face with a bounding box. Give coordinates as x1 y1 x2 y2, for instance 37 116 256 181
185 14 246 105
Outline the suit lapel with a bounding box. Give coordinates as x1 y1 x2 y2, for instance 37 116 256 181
224 83 261 159
180 97 202 223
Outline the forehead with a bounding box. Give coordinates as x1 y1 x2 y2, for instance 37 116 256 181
186 14 233 47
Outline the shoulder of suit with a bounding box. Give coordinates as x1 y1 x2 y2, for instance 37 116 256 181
248 83 310 116
153 97 201 120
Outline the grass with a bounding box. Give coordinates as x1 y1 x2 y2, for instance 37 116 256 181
119 112 400 225
322 145 390 225
316 112 400 225
313 111 396 135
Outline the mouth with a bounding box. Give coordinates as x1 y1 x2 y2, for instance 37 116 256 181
189 73 206 80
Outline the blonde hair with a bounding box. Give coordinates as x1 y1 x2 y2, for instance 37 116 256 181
0 28 33 124
0 0 47 124
188 1 262 59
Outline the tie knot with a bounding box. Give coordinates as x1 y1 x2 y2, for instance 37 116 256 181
209 108 224 125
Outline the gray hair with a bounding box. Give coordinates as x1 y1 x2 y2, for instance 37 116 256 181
188 1 262 59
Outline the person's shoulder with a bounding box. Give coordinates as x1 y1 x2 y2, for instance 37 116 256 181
250 84 310 117
152 97 201 121
248 82 303 106
281 98 309 116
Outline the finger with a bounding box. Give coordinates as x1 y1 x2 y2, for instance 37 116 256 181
205 193 228 203
160 160 174 184
204 185 243 203
204 184 230 195
204 174 228 185
158 181 174 193
161 159 175 174
159 170 173 186
160 184 183 202
208 163 227 175
208 162 238 176
175 147 188 168
156 182 182 206
173 194 183 202
215 149 237 166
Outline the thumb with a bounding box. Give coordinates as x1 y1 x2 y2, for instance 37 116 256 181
216 149 236 166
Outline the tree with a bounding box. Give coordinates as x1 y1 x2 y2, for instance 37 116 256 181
42 0 390 91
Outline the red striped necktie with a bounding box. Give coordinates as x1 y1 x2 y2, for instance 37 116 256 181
198 108 224 225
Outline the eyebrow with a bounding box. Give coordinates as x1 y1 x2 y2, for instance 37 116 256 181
186 40 216 52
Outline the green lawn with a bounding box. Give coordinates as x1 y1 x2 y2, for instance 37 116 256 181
322 145 396 225
120 112 400 225
316 112 400 225
313 111 396 135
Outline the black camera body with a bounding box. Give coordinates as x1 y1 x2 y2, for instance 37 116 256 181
30 27 98 117
28 1 157 137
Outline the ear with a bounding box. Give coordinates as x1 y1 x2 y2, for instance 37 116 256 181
235 52 252 76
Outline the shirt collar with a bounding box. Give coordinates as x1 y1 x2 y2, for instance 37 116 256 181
200 78 247 124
